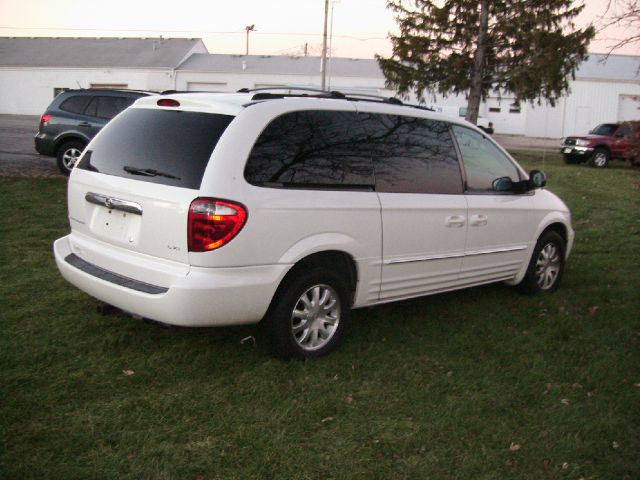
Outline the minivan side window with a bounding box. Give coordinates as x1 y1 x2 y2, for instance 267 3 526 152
360 113 463 194
244 110 374 190
452 125 520 192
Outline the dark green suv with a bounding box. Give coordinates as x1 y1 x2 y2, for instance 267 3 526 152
35 89 153 175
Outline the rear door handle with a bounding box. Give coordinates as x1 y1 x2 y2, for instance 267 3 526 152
85 192 143 215
445 215 466 227
79 122 90 127
470 214 488 226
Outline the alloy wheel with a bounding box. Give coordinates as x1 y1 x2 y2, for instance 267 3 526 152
62 147 82 171
291 284 341 351
535 243 561 290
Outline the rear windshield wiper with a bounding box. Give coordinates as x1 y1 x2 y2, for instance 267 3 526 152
123 166 181 180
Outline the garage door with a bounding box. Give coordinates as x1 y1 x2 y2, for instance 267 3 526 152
618 94 640 121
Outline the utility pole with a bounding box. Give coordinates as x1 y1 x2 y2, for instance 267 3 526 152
327 0 340 90
320 0 329 90
245 24 255 55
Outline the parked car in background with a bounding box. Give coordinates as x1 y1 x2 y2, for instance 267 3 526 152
54 88 574 359
428 105 493 133
561 122 633 168
35 89 154 175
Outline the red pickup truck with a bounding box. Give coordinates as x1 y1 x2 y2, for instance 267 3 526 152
561 123 633 168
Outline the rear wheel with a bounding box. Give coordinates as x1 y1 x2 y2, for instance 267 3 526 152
262 268 350 359
56 140 85 175
589 147 610 168
517 231 566 294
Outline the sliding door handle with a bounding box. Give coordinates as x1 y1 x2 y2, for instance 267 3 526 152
470 214 488 226
445 215 466 228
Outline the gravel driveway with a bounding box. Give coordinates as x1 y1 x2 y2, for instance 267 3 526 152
0 115 63 178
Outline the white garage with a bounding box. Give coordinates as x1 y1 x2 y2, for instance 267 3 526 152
0 37 206 115
0 37 638 138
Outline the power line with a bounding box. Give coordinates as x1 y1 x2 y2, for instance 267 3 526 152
0 26 389 41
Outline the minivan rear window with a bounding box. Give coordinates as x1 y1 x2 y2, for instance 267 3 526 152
77 109 234 189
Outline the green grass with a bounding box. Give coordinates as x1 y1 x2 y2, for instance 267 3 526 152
1 153 639 479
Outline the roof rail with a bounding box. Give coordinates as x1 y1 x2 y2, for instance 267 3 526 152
237 86 334 95
334 92 403 105
237 86 407 107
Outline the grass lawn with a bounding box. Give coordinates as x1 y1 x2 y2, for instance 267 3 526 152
1 152 639 479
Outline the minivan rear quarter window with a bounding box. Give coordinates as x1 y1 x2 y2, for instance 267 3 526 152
78 108 234 189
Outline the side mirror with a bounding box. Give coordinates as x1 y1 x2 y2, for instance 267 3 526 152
492 176 514 192
529 170 546 189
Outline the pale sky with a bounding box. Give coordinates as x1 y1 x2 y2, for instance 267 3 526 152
0 0 637 58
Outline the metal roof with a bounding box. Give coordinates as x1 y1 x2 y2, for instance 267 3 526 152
0 37 637 83
0 37 204 69
576 53 640 82
178 52 640 83
177 54 384 78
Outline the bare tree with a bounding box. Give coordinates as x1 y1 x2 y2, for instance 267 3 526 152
599 0 640 54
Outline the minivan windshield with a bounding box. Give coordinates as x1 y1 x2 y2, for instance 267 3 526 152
77 108 234 189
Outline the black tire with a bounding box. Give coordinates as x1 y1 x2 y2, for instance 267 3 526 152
56 140 85 175
262 268 351 359
517 231 566 295
589 147 610 168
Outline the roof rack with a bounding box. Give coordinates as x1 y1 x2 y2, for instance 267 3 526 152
236 87 406 107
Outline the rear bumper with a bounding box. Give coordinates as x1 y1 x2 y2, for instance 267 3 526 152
54 235 289 327
34 133 55 156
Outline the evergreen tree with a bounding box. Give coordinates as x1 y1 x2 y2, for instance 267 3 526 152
376 0 595 124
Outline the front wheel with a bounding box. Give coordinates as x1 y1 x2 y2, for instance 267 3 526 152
56 140 85 175
517 231 566 294
589 147 610 168
262 268 350 359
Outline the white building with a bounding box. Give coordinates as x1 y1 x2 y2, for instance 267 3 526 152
174 53 394 97
0 37 206 115
1 37 638 138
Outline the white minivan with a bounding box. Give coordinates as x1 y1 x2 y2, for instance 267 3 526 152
54 89 574 358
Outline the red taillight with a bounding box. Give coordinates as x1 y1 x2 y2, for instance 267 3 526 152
157 99 180 107
188 198 247 252
40 114 52 124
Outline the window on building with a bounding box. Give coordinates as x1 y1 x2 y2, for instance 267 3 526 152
186 82 228 92
89 83 128 90
489 107 501 113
